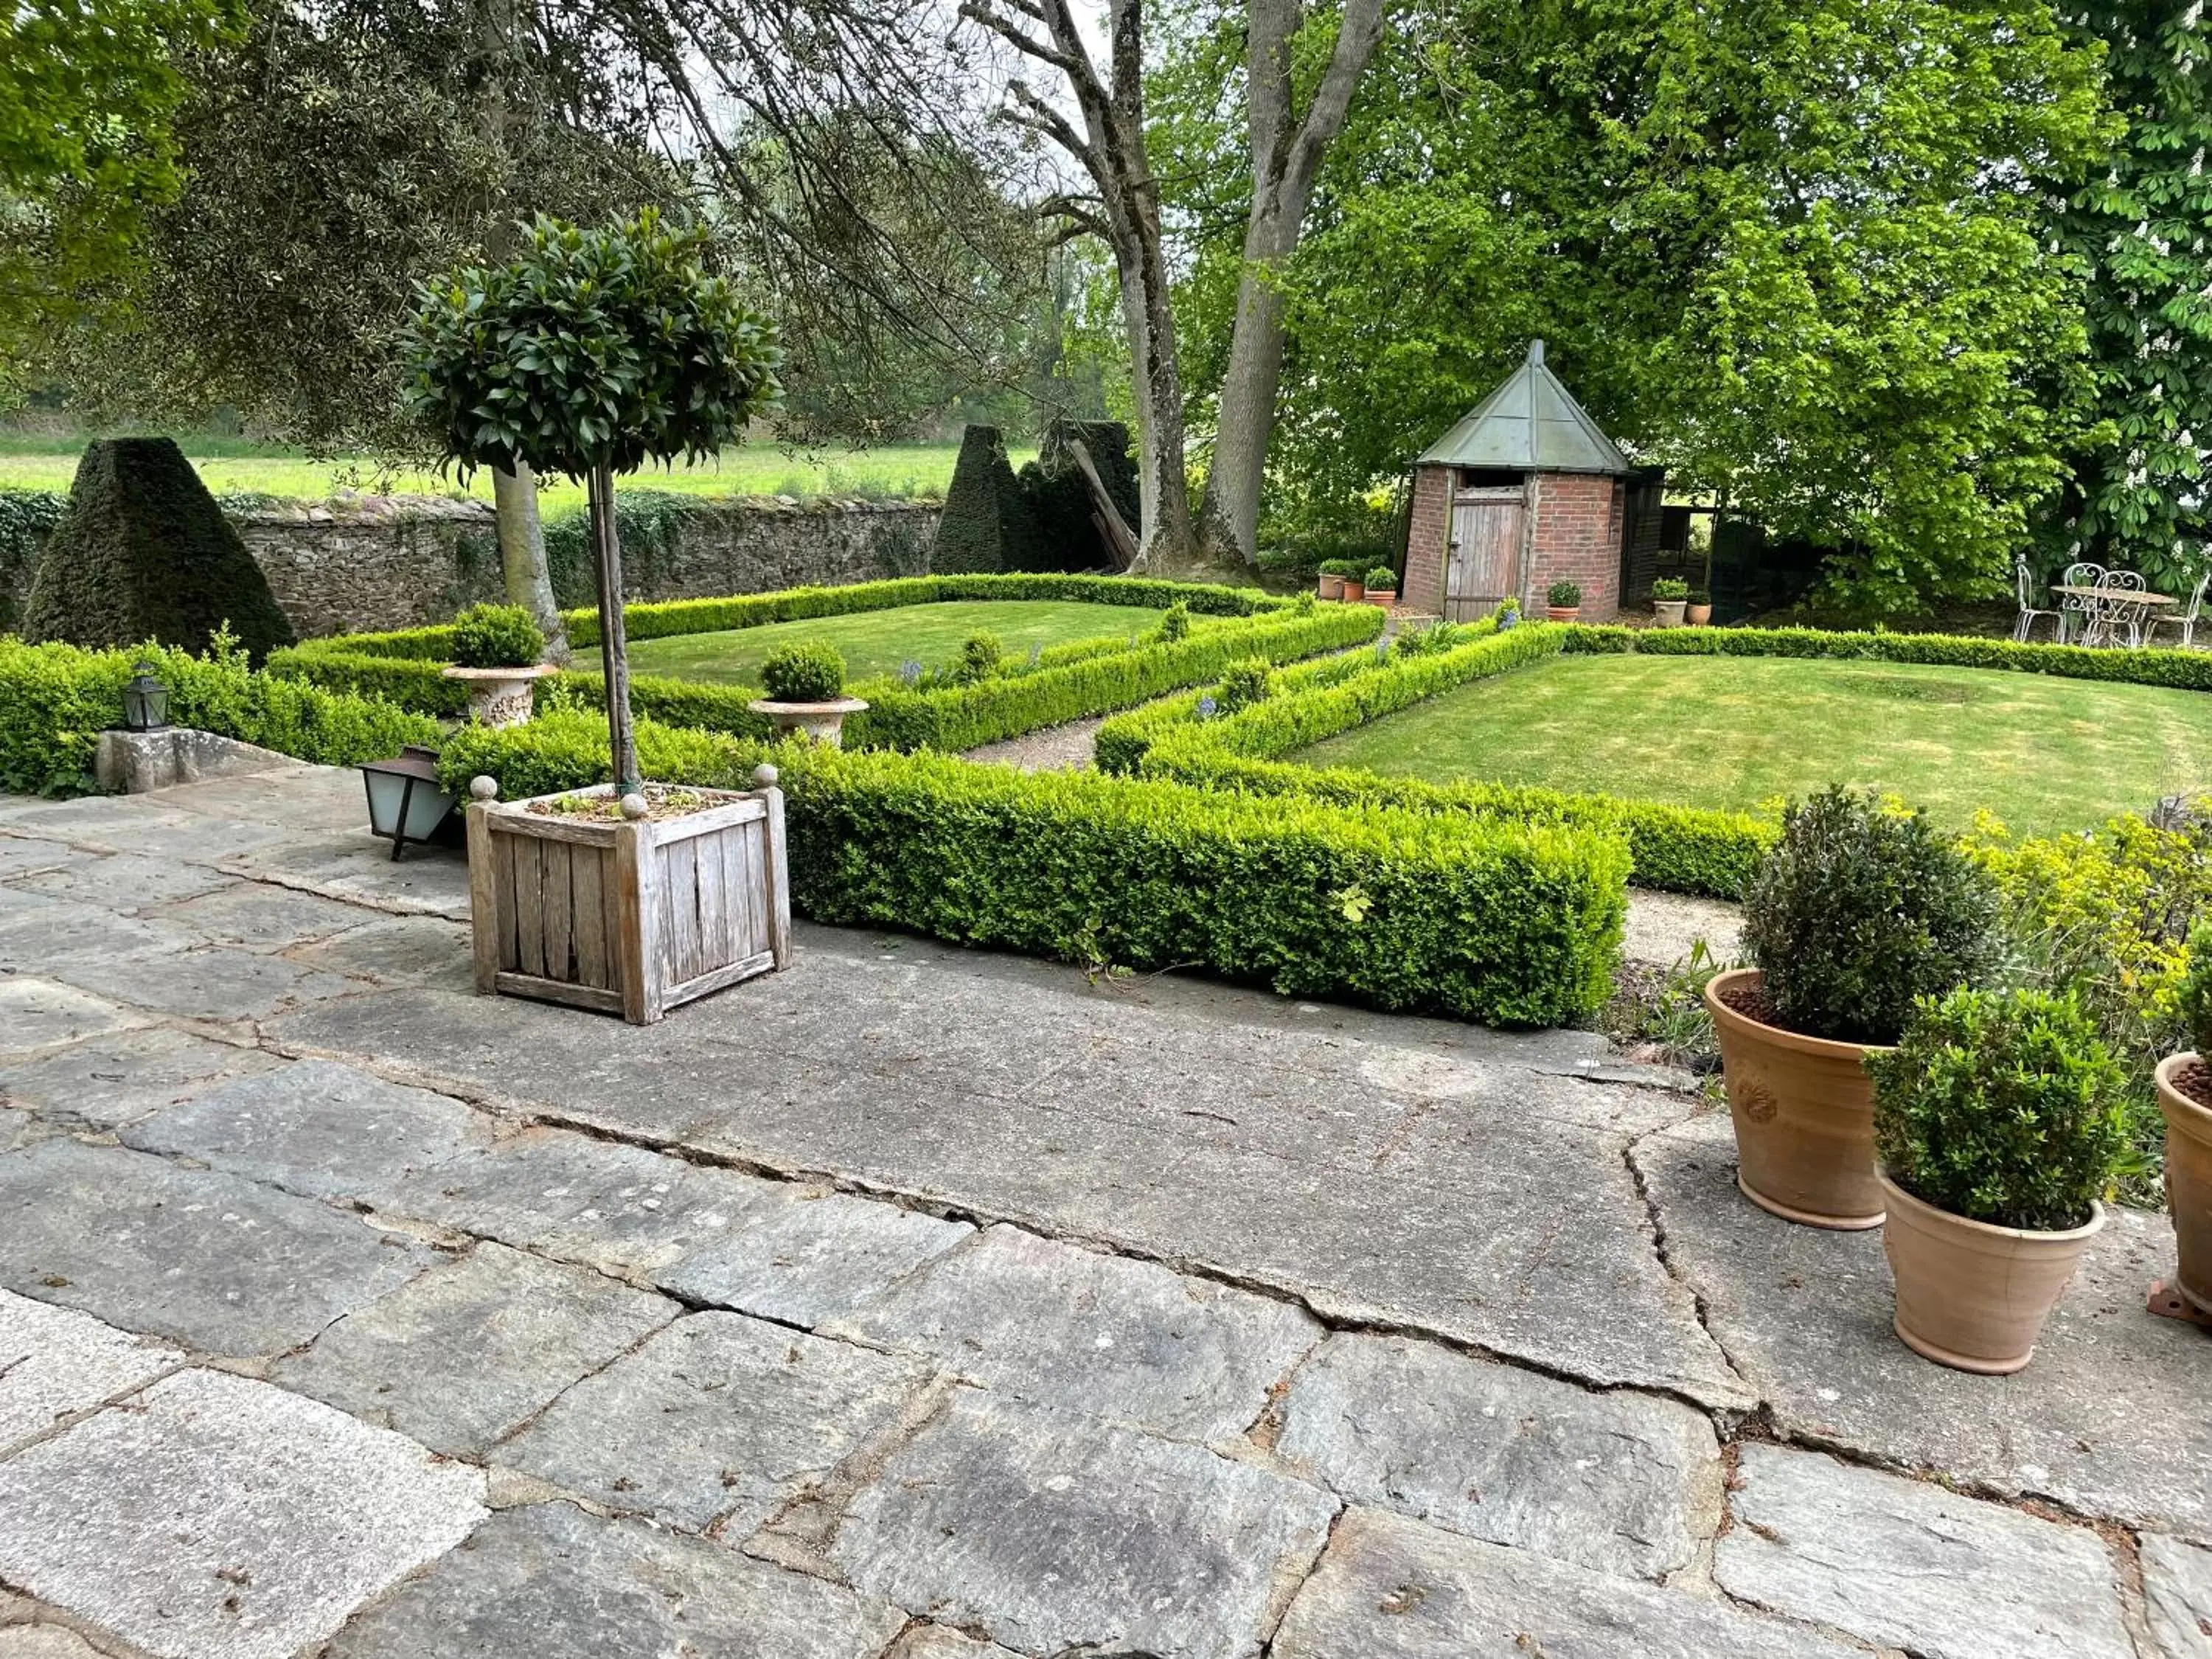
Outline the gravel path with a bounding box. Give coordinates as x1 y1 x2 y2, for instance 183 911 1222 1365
961 716 1105 772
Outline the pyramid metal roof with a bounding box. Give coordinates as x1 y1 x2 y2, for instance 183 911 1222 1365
1415 341 1630 475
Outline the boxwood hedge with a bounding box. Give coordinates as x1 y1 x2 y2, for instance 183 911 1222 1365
439 709 1630 1028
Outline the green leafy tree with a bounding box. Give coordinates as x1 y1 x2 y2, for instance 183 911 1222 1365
2041 1 2212 587
0 0 241 388
1179 0 2109 613
406 212 782 792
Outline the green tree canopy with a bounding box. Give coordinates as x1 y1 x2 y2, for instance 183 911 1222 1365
2042 0 2212 587
0 0 241 389
1162 0 2110 613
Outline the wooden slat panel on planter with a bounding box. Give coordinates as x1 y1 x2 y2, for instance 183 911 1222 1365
660 835 698 984
696 830 728 970
494 830 521 973
543 839 573 983
571 849 608 990
723 827 754 961
515 836 545 978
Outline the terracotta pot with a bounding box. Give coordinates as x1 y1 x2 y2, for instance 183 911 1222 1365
1686 602 1713 625
1703 968 1888 1228
1318 571 1346 600
1652 599 1688 627
1546 606 1581 623
2155 1053 2212 1315
1341 580 1366 602
745 695 869 748
1366 588 1397 608
1879 1172 2101 1374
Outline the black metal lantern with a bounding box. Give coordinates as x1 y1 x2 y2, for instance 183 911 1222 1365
358 745 462 860
122 661 171 732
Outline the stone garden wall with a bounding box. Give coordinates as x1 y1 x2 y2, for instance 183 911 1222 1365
2 492 943 639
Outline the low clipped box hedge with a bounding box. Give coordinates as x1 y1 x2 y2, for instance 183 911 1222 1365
440 710 1630 1028
0 636 440 797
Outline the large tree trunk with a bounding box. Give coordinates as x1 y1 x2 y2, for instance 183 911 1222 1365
1196 0 1386 568
493 461 568 662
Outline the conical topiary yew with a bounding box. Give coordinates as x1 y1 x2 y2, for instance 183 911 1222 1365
21 437 296 661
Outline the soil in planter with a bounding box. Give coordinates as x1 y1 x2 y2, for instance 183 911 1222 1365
1714 975 1781 1028
526 784 720 823
2172 1057 2212 1110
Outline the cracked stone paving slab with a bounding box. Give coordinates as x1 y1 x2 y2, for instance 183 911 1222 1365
1713 1442 2134 1659
1271 1504 1863 1658
0 1368 484 1659
269 961 1750 1408
320 1500 904 1659
493 1310 933 1532
0 1138 437 1357
1273 1330 1722 1580
0 1025 282 1130
826 1389 1338 1659
1637 1112 2212 1536
0 1291 182 1455
823 1222 1323 1441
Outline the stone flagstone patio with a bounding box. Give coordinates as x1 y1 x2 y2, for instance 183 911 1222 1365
0 763 2207 1658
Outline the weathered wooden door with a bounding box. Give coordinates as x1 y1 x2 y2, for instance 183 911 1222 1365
1445 488 1525 621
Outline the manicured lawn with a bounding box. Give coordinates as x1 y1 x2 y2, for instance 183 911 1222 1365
0 439 1015 512
1292 653 2212 836
623 600 1175 686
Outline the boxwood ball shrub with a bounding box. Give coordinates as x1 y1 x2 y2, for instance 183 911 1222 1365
1215 657 1274 714
1651 577 1689 601
2179 921 2212 1057
1155 602 1191 641
449 603 546 669
1548 580 1582 608
1742 785 1999 1044
1366 567 1398 591
759 639 846 703
1868 987 2129 1231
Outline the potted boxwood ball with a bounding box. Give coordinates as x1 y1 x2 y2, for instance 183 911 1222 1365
442 603 554 727
1363 566 1399 607
1686 587 1714 626
1546 580 1582 623
1705 787 1999 1228
1340 566 1366 603
1868 988 2128 1374
1652 576 1689 627
748 639 867 747
2153 925 2212 1318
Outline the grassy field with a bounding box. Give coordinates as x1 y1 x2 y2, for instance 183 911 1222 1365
623 600 1175 686
0 438 1013 512
1292 653 2212 837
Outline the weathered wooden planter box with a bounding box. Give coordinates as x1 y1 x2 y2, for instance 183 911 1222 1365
465 768 790 1024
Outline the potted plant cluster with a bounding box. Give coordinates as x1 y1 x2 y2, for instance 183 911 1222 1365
442 603 553 727
1364 566 1399 607
1686 587 1714 626
1705 787 1999 1228
2154 926 2212 1319
406 210 787 1023
1546 581 1582 623
748 639 867 747
1652 576 1689 626
1318 559 1359 601
1868 989 2128 1373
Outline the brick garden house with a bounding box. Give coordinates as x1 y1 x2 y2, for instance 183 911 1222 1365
1402 341 1652 623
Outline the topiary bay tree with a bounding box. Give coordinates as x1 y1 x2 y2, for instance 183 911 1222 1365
403 211 780 791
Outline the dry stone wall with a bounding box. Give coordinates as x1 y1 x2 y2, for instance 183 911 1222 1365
3 491 942 640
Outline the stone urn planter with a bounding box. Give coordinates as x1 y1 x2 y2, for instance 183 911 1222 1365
747 695 869 748
1318 570 1346 601
442 664 555 728
1879 1172 2102 1374
2154 1052 2212 1315
465 767 791 1024
1703 968 1888 1228
1652 598 1688 627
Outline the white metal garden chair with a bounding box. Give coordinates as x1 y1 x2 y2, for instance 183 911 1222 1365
2056 561 2105 644
2012 554 2060 642
2151 568 2211 650
2102 570 2149 647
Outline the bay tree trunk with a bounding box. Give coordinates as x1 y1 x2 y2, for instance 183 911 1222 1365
493 461 568 661
587 464 641 796
1201 262 1291 566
